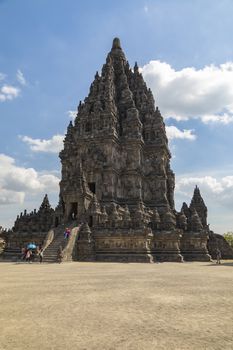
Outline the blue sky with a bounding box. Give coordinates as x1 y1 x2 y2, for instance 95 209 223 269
0 0 233 233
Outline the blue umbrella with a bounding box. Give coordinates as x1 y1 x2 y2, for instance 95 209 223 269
27 243 36 249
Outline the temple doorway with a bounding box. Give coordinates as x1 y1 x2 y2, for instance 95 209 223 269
89 215 93 227
70 202 78 220
55 217 59 227
88 182 96 194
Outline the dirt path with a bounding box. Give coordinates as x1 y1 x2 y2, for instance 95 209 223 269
0 261 232 350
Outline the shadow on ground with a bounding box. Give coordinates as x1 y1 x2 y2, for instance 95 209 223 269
205 261 233 267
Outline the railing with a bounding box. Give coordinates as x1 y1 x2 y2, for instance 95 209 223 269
42 229 55 251
61 224 82 262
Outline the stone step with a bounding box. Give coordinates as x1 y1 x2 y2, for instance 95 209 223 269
45 246 63 250
2 248 21 260
4 248 21 253
42 223 79 263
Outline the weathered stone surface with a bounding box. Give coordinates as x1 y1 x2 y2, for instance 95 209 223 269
5 38 233 261
0 231 5 254
208 231 233 259
5 195 54 249
56 38 211 262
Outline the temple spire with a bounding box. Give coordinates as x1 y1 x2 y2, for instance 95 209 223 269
112 37 122 50
39 194 51 211
109 37 126 63
190 186 207 227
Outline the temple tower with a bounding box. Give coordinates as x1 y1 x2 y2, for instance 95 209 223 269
6 38 223 262
59 38 175 225
189 185 208 227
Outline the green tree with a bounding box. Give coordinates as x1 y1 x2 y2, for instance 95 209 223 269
223 232 233 248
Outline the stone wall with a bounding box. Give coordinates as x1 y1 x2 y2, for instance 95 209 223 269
208 232 233 259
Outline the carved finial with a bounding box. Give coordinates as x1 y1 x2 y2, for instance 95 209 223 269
78 101 83 113
112 37 122 50
95 71 99 79
134 62 139 73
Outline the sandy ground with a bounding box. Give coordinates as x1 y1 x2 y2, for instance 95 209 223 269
0 261 232 350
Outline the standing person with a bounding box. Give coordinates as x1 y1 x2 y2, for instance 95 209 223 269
66 228 71 239
64 228 68 239
39 248 43 264
21 247 26 261
216 248 221 265
26 249 32 263
64 227 71 239
57 246 63 263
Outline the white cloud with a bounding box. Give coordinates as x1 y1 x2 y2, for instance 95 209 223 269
38 174 60 192
176 176 224 194
0 70 27 102
166 125 196 140
0 189 25 205
176 175 233 208
67 110 77 121
1 85 20 97
16 69 26 86
222 176 233 188
0 84 20 101
20 134 64 153
142 61 233 124
0 153 60 206
201 113 233 124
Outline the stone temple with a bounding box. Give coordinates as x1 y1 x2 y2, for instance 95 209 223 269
2 38 233 262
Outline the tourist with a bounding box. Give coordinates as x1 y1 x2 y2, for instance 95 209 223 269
25 249 32 263
39 248 44 264
21 247 26 261
66 228 71 239
216 248 221 265
57 246 63 263
64 227 71 239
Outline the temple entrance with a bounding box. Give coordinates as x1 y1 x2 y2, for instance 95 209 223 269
55 217 59 227
89 215 93 227
70 202 78 220
88 182 96 194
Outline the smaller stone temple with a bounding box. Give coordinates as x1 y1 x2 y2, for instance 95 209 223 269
2 38 233 262
5 194 54 249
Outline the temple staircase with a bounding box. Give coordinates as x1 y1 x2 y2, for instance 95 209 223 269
1 247 21 261
42 224 66 263
42 223 82 263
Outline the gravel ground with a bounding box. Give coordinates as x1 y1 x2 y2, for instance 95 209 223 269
0 261 232 350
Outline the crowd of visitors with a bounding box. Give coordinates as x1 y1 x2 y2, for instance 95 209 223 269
20 243 44 263
19 227 73 264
